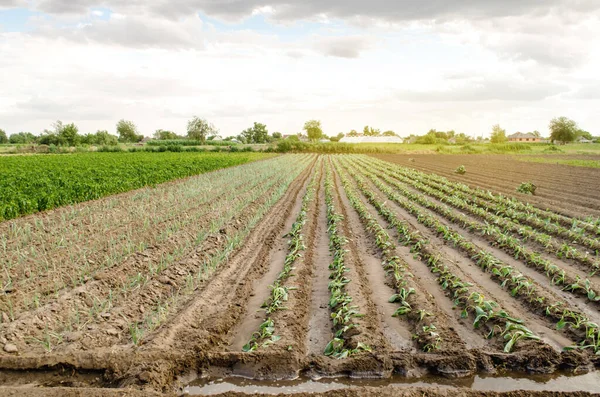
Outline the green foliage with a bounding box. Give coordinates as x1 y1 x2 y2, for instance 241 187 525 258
87 130 119 146
272 132 282 139
0 129 7 144
153 129 179 140
116 119 143 143
516 182 537 195
146 139 236 147
241 122 270 143
303 119 323 141
0 152 270 221
9 132 37 144
490 124 507 144
455 165 466 174
187 116 217 144
363 125 381 136
549 116 578 143
382 130 397 137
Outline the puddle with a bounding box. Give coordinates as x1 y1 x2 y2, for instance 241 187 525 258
183 371 600 395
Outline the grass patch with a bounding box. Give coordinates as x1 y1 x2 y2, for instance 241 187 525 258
517 157 600 169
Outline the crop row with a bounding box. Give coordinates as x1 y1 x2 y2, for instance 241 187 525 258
391 158 600 238
1 157 312 322
243 159 321 352
332 159 443 352
336 157 540 353
347 156 600 354
0 152 273 221
1 156 314 352
364 157 600 274
354 156 600 304
322 161 370 358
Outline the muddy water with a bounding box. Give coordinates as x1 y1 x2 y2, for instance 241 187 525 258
183 371 600 395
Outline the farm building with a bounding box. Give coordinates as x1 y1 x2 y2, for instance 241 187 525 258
339 136 404 144
507 132 540 142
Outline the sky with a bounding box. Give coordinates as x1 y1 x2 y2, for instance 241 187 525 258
0 1 599 138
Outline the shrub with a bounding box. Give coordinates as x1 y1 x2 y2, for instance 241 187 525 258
516 182 537 195
455 165 466 175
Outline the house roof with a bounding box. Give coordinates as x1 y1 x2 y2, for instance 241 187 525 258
507 132 537 139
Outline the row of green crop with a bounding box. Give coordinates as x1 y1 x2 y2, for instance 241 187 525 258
393 158 600 238
332 158 443 352
398 164 600 251
336 157 541 353
243 159 320 352
323 161 371 358
346 156 600 353
354 156 600 304
380 162 600 273
0 152 272 221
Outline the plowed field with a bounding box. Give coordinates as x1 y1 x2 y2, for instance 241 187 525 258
1 154 599 397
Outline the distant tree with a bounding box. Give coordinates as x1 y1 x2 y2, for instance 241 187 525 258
9 132 36 144
490 124 507 144
549 117 578 144
59 122 80 146
94 130 119 146
117 119 143 143
446 130 456 138
363 126 381 136
416 130 438 144
0 129 7 144
455 133 473 144
154 129 179 140
347 129 359 137
577 129 593 140
187 116 217 144
329 132 345 142
382 130 397 137
531 130 541 138
272 132 282 140
241 122 269 144
303 120 323 141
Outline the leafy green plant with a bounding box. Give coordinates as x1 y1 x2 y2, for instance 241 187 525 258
516 182 536 195
454 165 466 175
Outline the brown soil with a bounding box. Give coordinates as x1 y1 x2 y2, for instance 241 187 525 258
371 154 600 219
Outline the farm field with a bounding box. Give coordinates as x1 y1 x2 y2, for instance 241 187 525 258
373 153 600 220
0 152 273 221
1 154 600 396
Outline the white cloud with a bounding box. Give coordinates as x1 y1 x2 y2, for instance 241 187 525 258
0 1 599 137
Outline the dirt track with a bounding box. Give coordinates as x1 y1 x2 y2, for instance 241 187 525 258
1 154 600 396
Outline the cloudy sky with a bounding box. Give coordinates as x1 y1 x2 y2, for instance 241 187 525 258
1 1 599 138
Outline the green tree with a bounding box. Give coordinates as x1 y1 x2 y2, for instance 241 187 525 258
531 130 541 138
549 117 578 143
154 129 179 140
490 124 507 143
272 132 282 140
303 120 323 141
363 125 381 136
0 129 7 144
382 130 397 137
9 132 36 144
117 119 143 143
347 130 359 137
241 122 269 143
187 116 217 144
577 129 593 140
59 122 80 146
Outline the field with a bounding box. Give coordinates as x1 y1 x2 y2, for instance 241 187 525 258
1 154 600 396
0 152 273 221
